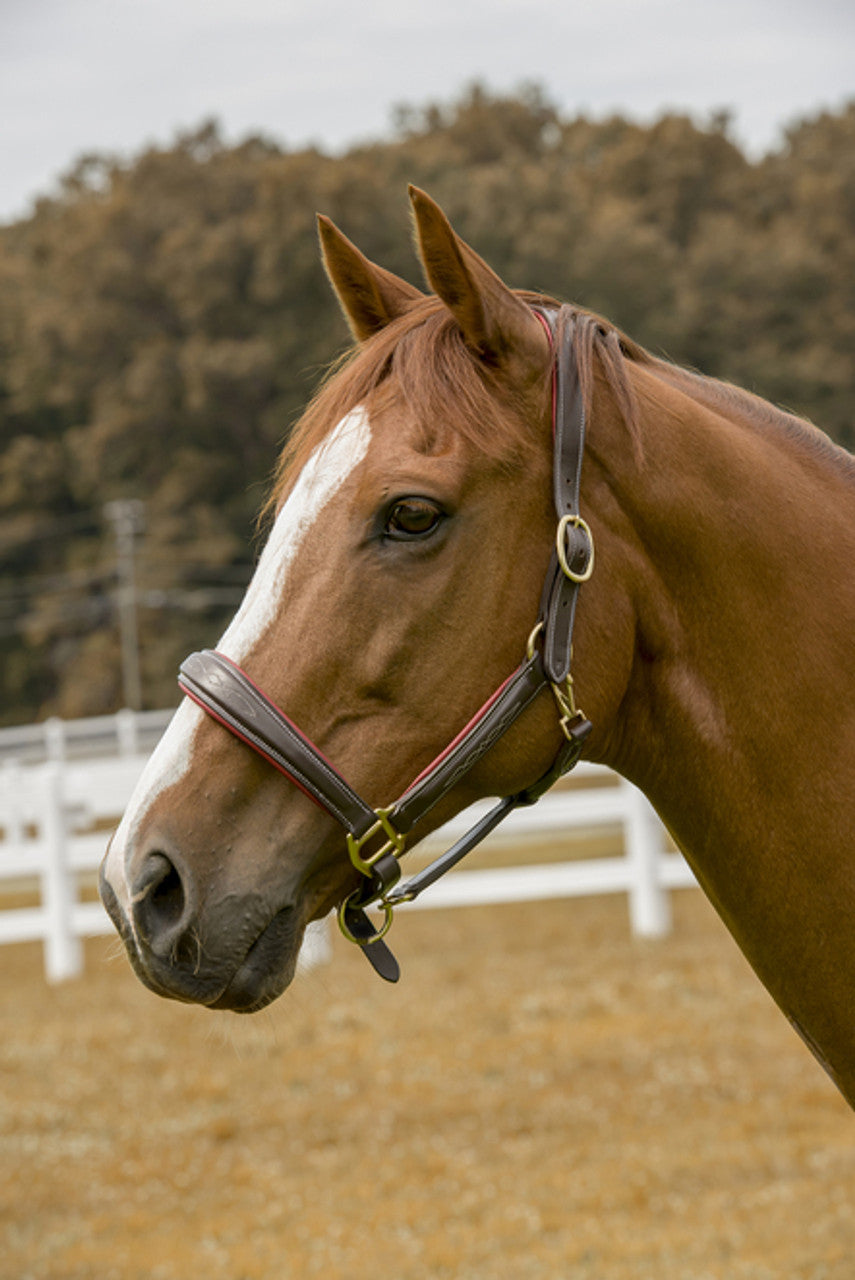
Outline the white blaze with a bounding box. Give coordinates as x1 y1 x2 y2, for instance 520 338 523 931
102 406 372 917
219 404 371 662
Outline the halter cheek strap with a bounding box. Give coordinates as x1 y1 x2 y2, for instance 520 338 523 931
177 305 594 983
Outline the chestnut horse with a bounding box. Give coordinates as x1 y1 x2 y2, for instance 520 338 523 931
100 188 855 1106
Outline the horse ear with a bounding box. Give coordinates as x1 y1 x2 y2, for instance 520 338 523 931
408 186 550 379
318 214 425 341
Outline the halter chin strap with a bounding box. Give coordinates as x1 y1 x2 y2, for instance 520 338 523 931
177 306 593 983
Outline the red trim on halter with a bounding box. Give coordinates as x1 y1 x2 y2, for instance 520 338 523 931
213 651 342 771
401 666 519 795
183 650 347 815
189 650 523 815
181 685 332 815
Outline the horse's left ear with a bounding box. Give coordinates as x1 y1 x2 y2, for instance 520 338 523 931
408 186 551 381
318 214 425 341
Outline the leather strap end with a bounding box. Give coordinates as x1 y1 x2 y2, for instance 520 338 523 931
340 904 400 983
362 938 400 983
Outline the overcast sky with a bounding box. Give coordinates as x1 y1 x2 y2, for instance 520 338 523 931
2 0 853 224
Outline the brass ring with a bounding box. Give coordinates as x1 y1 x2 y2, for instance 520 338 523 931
337 895 394 946
526 620 544 661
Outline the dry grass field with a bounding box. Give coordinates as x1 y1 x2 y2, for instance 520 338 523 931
1 878 853 1279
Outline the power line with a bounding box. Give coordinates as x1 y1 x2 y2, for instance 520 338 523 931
0 595 111 639
0 509 102 555
0 583 245 640
0 499 252 658
142 587 246 610
0 564 115 606
0 559 253 606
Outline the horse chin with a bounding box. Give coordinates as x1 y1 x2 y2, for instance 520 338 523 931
98 871 303 1013
205 908 302 1013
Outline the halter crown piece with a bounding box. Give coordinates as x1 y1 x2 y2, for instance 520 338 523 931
177 307 594 983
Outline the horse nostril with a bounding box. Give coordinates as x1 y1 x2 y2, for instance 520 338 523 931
150 858 185 927
132 851 190 957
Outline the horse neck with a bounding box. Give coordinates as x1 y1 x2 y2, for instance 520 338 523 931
586 362 855 1098
596 361 855 823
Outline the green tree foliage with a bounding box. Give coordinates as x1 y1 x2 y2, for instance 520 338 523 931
0 88 852 722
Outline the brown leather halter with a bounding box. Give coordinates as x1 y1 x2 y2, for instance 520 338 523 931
177 308 594 982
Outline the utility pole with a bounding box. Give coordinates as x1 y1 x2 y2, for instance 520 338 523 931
104 499 145 711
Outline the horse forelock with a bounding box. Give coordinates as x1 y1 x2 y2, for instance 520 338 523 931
264 294 658 528
264 297 543 520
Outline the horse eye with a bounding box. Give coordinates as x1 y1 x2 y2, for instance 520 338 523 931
385 498 444 539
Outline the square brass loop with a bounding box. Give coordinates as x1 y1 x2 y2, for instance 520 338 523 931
346 807 406 875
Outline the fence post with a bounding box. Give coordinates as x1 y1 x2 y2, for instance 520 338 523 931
623 780 672 938
40 763 83 982
1 760 24 846
44 717 66 762
115 708 139 757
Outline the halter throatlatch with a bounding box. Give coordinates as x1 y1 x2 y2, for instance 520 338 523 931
177 307 593 983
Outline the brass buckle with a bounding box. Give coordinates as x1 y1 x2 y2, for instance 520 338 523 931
556 514 594 582
346 807 406 876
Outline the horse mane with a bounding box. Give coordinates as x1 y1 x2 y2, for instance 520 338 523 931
566 309 853 484
268 295 548 511
649 358 855 483
266 292 853 521
568 308 855 486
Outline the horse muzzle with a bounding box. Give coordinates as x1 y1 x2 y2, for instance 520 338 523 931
98 851 304 1012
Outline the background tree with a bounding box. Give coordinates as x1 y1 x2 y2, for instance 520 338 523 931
0 88 852 723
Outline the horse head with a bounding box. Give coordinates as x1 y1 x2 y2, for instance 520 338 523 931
99 189 635 1010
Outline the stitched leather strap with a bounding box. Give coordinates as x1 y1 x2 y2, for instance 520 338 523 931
389 655 546 835
537 310 593 684
178 650 379 838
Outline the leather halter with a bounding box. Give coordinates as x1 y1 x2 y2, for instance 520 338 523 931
177 307 594 982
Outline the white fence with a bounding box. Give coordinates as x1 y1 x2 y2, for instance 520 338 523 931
0 708 173 765
0 711 697 984
0 756 144 981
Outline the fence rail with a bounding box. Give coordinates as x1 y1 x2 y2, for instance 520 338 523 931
0 709 697 984
0 707 174 765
